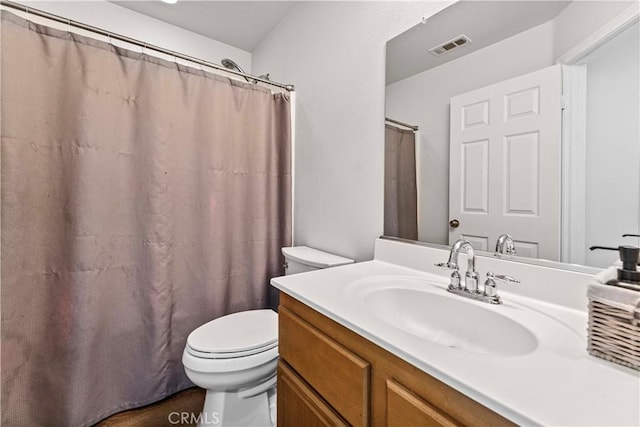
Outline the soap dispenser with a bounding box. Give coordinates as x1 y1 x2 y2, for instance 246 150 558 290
590 245 640 290
615 246 640 285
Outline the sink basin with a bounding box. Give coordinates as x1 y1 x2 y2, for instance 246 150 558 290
346 276 538 356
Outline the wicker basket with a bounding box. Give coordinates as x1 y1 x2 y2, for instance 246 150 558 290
587 284 640 371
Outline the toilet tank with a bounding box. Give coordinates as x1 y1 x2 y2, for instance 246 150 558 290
282 246 354 275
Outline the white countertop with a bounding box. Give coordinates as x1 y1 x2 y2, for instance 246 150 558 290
271 239 640 426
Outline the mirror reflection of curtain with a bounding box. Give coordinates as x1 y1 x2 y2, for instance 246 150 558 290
384 124 418 240
1 12 291 426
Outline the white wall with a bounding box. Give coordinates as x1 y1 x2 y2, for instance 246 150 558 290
252 1 455 261
582 21 640 268
386 21 556 244
16 1 252 72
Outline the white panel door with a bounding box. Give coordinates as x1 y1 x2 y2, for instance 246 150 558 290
449 65 562 261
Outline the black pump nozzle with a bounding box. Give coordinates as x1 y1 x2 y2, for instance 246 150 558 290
590 245 640 270
589 245 619 251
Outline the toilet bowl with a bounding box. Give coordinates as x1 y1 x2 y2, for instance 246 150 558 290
183 309 279 427
182 246 353 427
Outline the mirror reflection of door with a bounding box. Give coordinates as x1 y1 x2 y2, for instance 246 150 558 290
449 65 562 260
385 1 639 269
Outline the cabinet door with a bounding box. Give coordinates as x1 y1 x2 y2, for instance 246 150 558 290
278 361 348 427
279 306 370 426
386 379 460 427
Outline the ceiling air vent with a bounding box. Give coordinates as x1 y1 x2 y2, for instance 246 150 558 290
428 35 472 57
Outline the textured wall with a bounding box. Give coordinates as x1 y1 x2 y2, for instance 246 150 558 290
252 1 455 261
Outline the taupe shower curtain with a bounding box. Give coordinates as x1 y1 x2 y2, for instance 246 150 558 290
1 12 291 426
384 124 418 240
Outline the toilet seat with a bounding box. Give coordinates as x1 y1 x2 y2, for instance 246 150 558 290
186 340 278 359
183 343 279 374
186 309 278 360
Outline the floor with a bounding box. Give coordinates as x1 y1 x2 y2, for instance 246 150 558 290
95 388 205 427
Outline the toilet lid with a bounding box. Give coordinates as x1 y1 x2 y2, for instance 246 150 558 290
187 309 278 358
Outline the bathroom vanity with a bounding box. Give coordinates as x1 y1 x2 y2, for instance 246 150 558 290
271 239 640 426
277 293 511 426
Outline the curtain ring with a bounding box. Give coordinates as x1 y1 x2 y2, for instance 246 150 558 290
67 18 72 38
25 6 30 22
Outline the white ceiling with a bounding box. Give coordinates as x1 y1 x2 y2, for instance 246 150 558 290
386 1 572 84
112 1 573 80
112 1 299 52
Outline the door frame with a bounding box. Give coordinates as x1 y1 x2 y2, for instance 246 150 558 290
557 4 639 264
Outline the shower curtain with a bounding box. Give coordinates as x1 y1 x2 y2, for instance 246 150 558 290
384 124 418 240
1 12 291 426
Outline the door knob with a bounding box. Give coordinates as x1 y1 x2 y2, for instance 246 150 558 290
449 219 460 228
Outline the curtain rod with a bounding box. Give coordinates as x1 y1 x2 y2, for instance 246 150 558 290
0 0 295 92
385 117 418 131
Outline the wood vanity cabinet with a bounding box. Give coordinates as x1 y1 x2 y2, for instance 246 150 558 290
277 293 515 427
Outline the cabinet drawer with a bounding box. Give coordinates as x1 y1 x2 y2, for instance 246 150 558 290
278 361 348 427
386 379 459 427
279 306 370 426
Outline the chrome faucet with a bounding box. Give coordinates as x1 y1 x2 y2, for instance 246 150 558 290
436 239 479 292
495 234 516 257
436 239 520 304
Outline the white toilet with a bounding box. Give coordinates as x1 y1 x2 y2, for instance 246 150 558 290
182 246 353 427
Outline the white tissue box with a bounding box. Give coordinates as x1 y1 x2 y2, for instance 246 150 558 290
587 279 640 371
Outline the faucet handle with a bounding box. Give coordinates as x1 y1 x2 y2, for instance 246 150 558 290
436 262 462 289
483 272 519 302
493 274 520 284
435 261 458 269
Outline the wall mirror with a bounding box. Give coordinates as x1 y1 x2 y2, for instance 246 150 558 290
384 0 639 270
